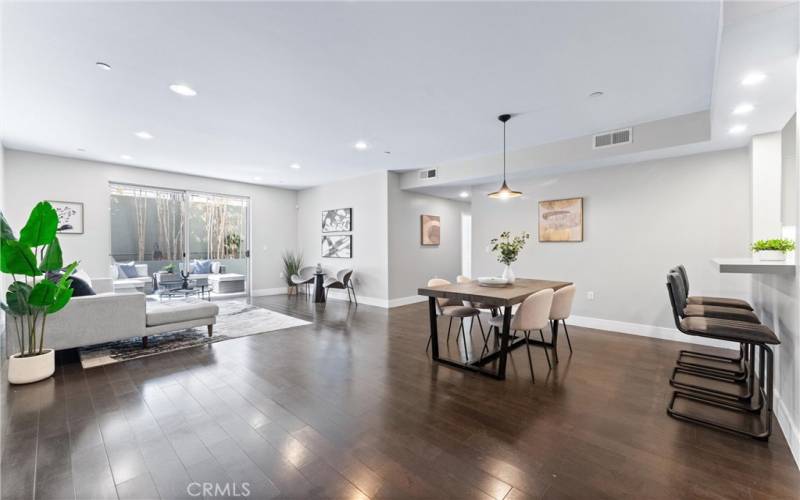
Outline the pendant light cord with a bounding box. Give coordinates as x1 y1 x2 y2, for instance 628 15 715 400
503 120 507 181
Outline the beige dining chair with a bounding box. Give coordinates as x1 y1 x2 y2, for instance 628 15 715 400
426 278 486 361
456 275 498 315
550 284 576 353
489 288 555 382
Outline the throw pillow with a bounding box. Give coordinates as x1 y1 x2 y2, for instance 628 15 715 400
117 262 139 278
72 269 93 288
193 259 213 274
46 272 96 297
211 261 222 274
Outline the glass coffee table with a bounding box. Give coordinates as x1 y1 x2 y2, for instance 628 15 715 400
157 278 211 301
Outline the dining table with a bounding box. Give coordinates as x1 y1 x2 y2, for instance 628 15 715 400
418 278 573 380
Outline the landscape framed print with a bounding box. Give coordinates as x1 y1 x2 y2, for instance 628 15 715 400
538 197 583 242
321 208 352 232
322 235 352 258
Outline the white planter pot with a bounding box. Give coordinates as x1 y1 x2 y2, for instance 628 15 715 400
756 250 786 261
8 349 55 385
502 264 516 284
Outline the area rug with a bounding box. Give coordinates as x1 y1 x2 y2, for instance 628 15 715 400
78 300 310 368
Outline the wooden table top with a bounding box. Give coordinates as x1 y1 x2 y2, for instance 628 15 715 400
418 278 573 307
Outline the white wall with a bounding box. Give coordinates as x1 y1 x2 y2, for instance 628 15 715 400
387 172 469 302
2 150 298 293
471 148 752 329
754 113 800 467
752 132 784 241
296 171 389 302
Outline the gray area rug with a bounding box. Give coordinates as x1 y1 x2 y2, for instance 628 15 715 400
79 300 310 368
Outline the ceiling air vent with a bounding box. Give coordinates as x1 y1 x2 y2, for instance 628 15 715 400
593 128 633 149
418 168 438 180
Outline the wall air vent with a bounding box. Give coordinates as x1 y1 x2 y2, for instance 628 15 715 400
418 168 438 180
593 128 633 149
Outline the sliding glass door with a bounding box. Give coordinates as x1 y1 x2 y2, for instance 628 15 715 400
109 183 249 294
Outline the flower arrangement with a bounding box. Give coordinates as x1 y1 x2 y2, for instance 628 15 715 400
751 238 796 253
489 231 531 265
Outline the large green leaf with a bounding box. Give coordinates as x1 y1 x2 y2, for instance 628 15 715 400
47 286 73 314
6 281 32 315
19 201 58 247
39 237 63 272
0 239 41 276
29 280 57 308
58 261 78 286
0 212 15 241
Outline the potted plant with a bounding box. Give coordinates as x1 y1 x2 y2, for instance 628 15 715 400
751 238 796 261
1 202 78 384
282 251 303 295
488 231 531 283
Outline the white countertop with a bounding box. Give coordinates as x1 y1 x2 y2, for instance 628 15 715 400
712 257 796 274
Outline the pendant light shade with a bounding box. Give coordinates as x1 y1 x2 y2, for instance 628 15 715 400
488 114 522 199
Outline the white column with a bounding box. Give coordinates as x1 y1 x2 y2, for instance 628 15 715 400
751 132 783 241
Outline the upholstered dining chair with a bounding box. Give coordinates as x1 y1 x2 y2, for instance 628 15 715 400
324 269 357 304
426 278 486 361
550 284 577 357
291 266 316 297
456 275 498 315
489 288 555 382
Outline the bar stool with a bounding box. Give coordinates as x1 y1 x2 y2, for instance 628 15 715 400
426 278 486 361
488 289 554 382
675 264 753 310
665 273 779 440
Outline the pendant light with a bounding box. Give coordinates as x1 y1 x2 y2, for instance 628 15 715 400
488 114 522 199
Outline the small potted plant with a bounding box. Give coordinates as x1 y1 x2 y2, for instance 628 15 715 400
282 251 303 295
751 238 796 261
488 231 531 283
1 202 78 384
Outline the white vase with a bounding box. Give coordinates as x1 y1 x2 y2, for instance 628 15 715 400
502 264 516 284
756 250 786 261
8 349 55 385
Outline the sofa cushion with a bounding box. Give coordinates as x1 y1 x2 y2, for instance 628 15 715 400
146 300 220 327
193 259 213 274
117 262 139 278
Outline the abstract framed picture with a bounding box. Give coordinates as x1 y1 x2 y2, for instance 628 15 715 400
321 208 352 232
420 214 441 246
49 200 84 234
538 197 583 242
322 235 352 258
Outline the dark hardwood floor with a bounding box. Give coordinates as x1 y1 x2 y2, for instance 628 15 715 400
2 296 799 499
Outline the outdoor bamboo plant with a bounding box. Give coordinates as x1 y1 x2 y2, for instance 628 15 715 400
1 202 78 357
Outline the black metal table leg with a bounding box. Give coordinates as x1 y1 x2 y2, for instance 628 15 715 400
428 297 439 359
496 306 513 380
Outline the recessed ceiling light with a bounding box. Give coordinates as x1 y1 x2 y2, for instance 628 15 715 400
384 151 391 155
76 148 86 152
729 124 747 134
354 141 368 150
254 176 262 181
169 83 197 97
134 131 153 140
589 91 604 98
95 62 112 71
120 154 133 160
290 163 301 169
732 103 755 115
459 191 470 198
741 72 766 86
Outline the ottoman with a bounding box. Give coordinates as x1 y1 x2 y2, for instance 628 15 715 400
143 299 220 347
208 273 246 293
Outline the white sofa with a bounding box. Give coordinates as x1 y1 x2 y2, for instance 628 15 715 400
4 278 219 354
110 263 154 293
181 261 246 294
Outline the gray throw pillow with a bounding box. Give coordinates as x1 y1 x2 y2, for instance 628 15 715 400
117 262 139 278
193 259 212 274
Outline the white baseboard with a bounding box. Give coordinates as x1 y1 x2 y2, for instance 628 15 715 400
251 287 288 297
325 289 388 307
568 315 737 351
388 295 428 308
775 389 800 469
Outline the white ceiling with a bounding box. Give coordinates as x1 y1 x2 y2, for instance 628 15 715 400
1 1 724 188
